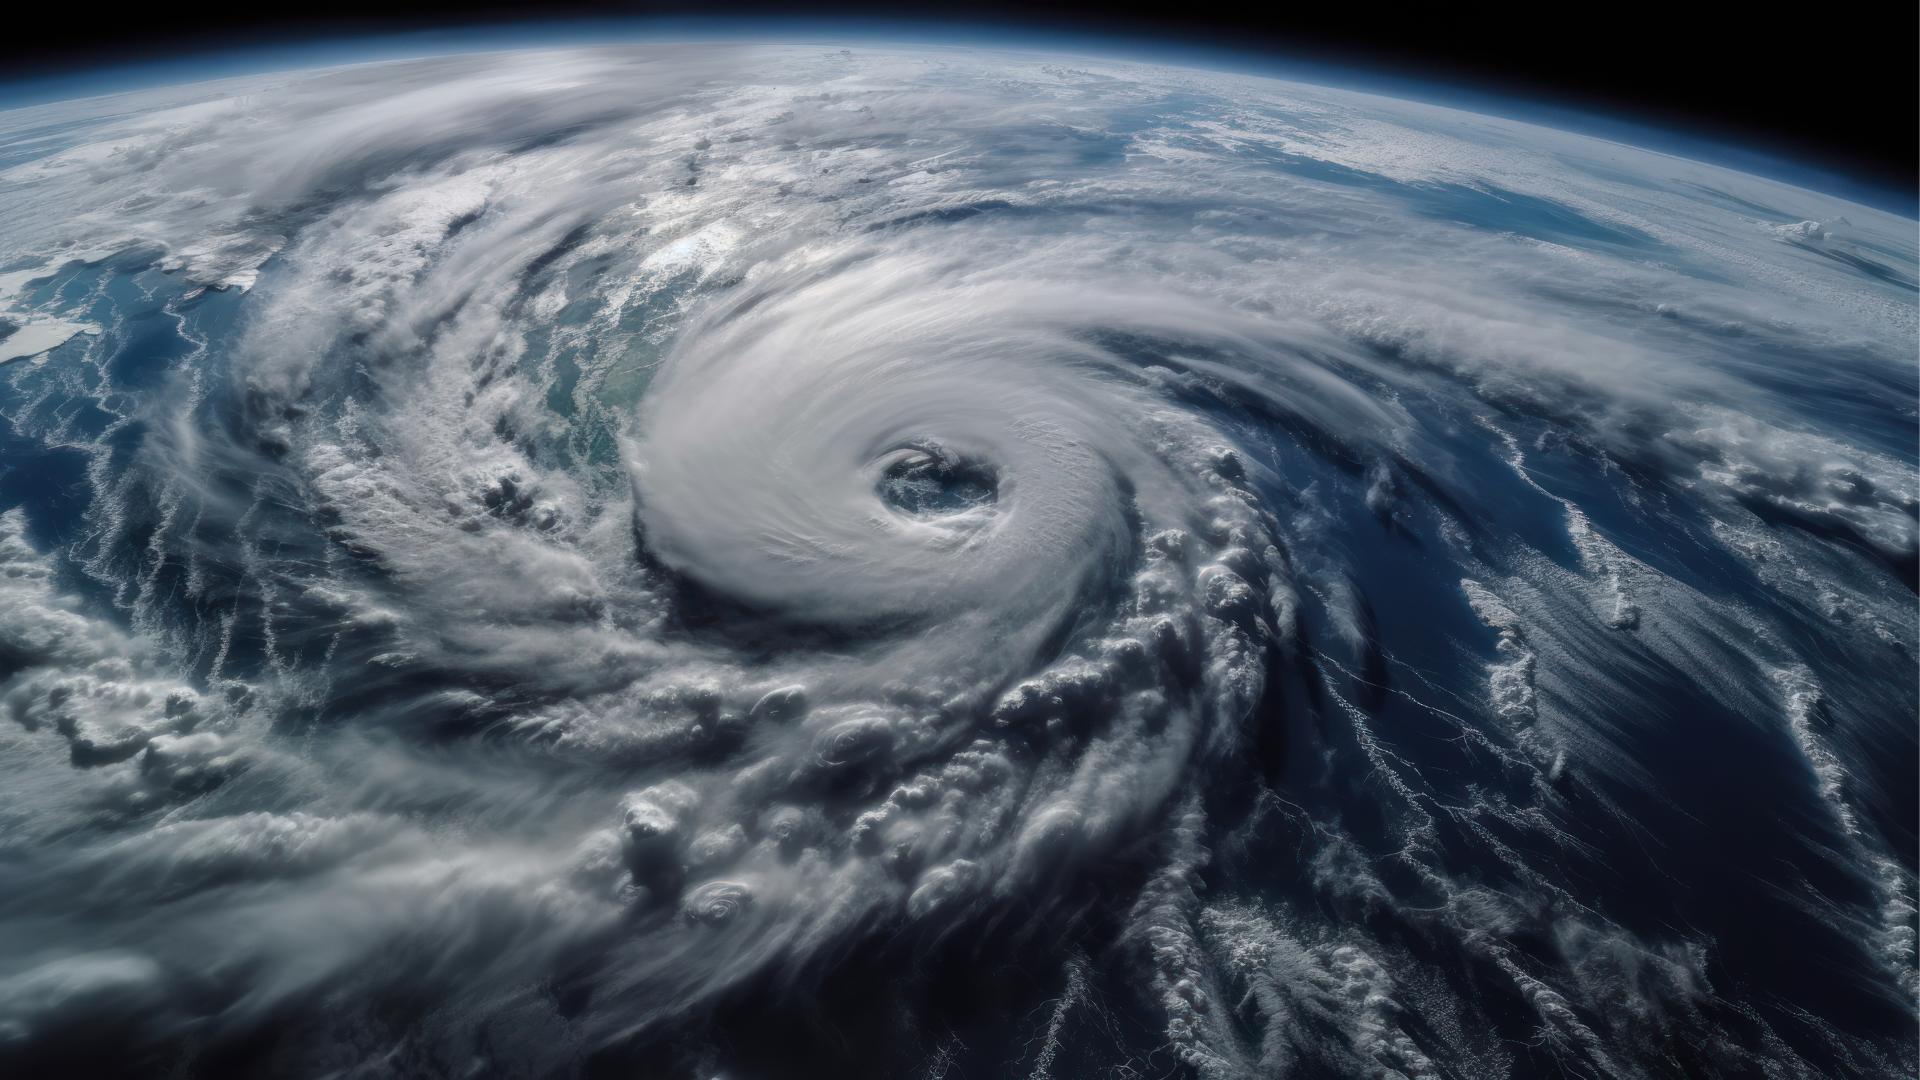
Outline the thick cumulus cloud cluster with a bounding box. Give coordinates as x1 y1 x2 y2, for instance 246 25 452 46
0 43 1914 1078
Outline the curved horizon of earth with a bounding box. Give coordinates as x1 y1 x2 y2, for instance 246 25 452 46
0 39 1913 1080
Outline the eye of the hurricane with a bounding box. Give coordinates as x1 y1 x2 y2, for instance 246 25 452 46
875 442 1000 518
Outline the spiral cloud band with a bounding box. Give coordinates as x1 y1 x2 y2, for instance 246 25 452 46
0 43 1913 1078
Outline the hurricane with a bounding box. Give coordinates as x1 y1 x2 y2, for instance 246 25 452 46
0 41 1913 1079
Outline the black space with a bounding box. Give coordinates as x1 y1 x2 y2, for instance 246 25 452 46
1 1 1914 196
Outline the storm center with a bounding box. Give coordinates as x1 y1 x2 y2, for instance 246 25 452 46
875 442 1000 517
